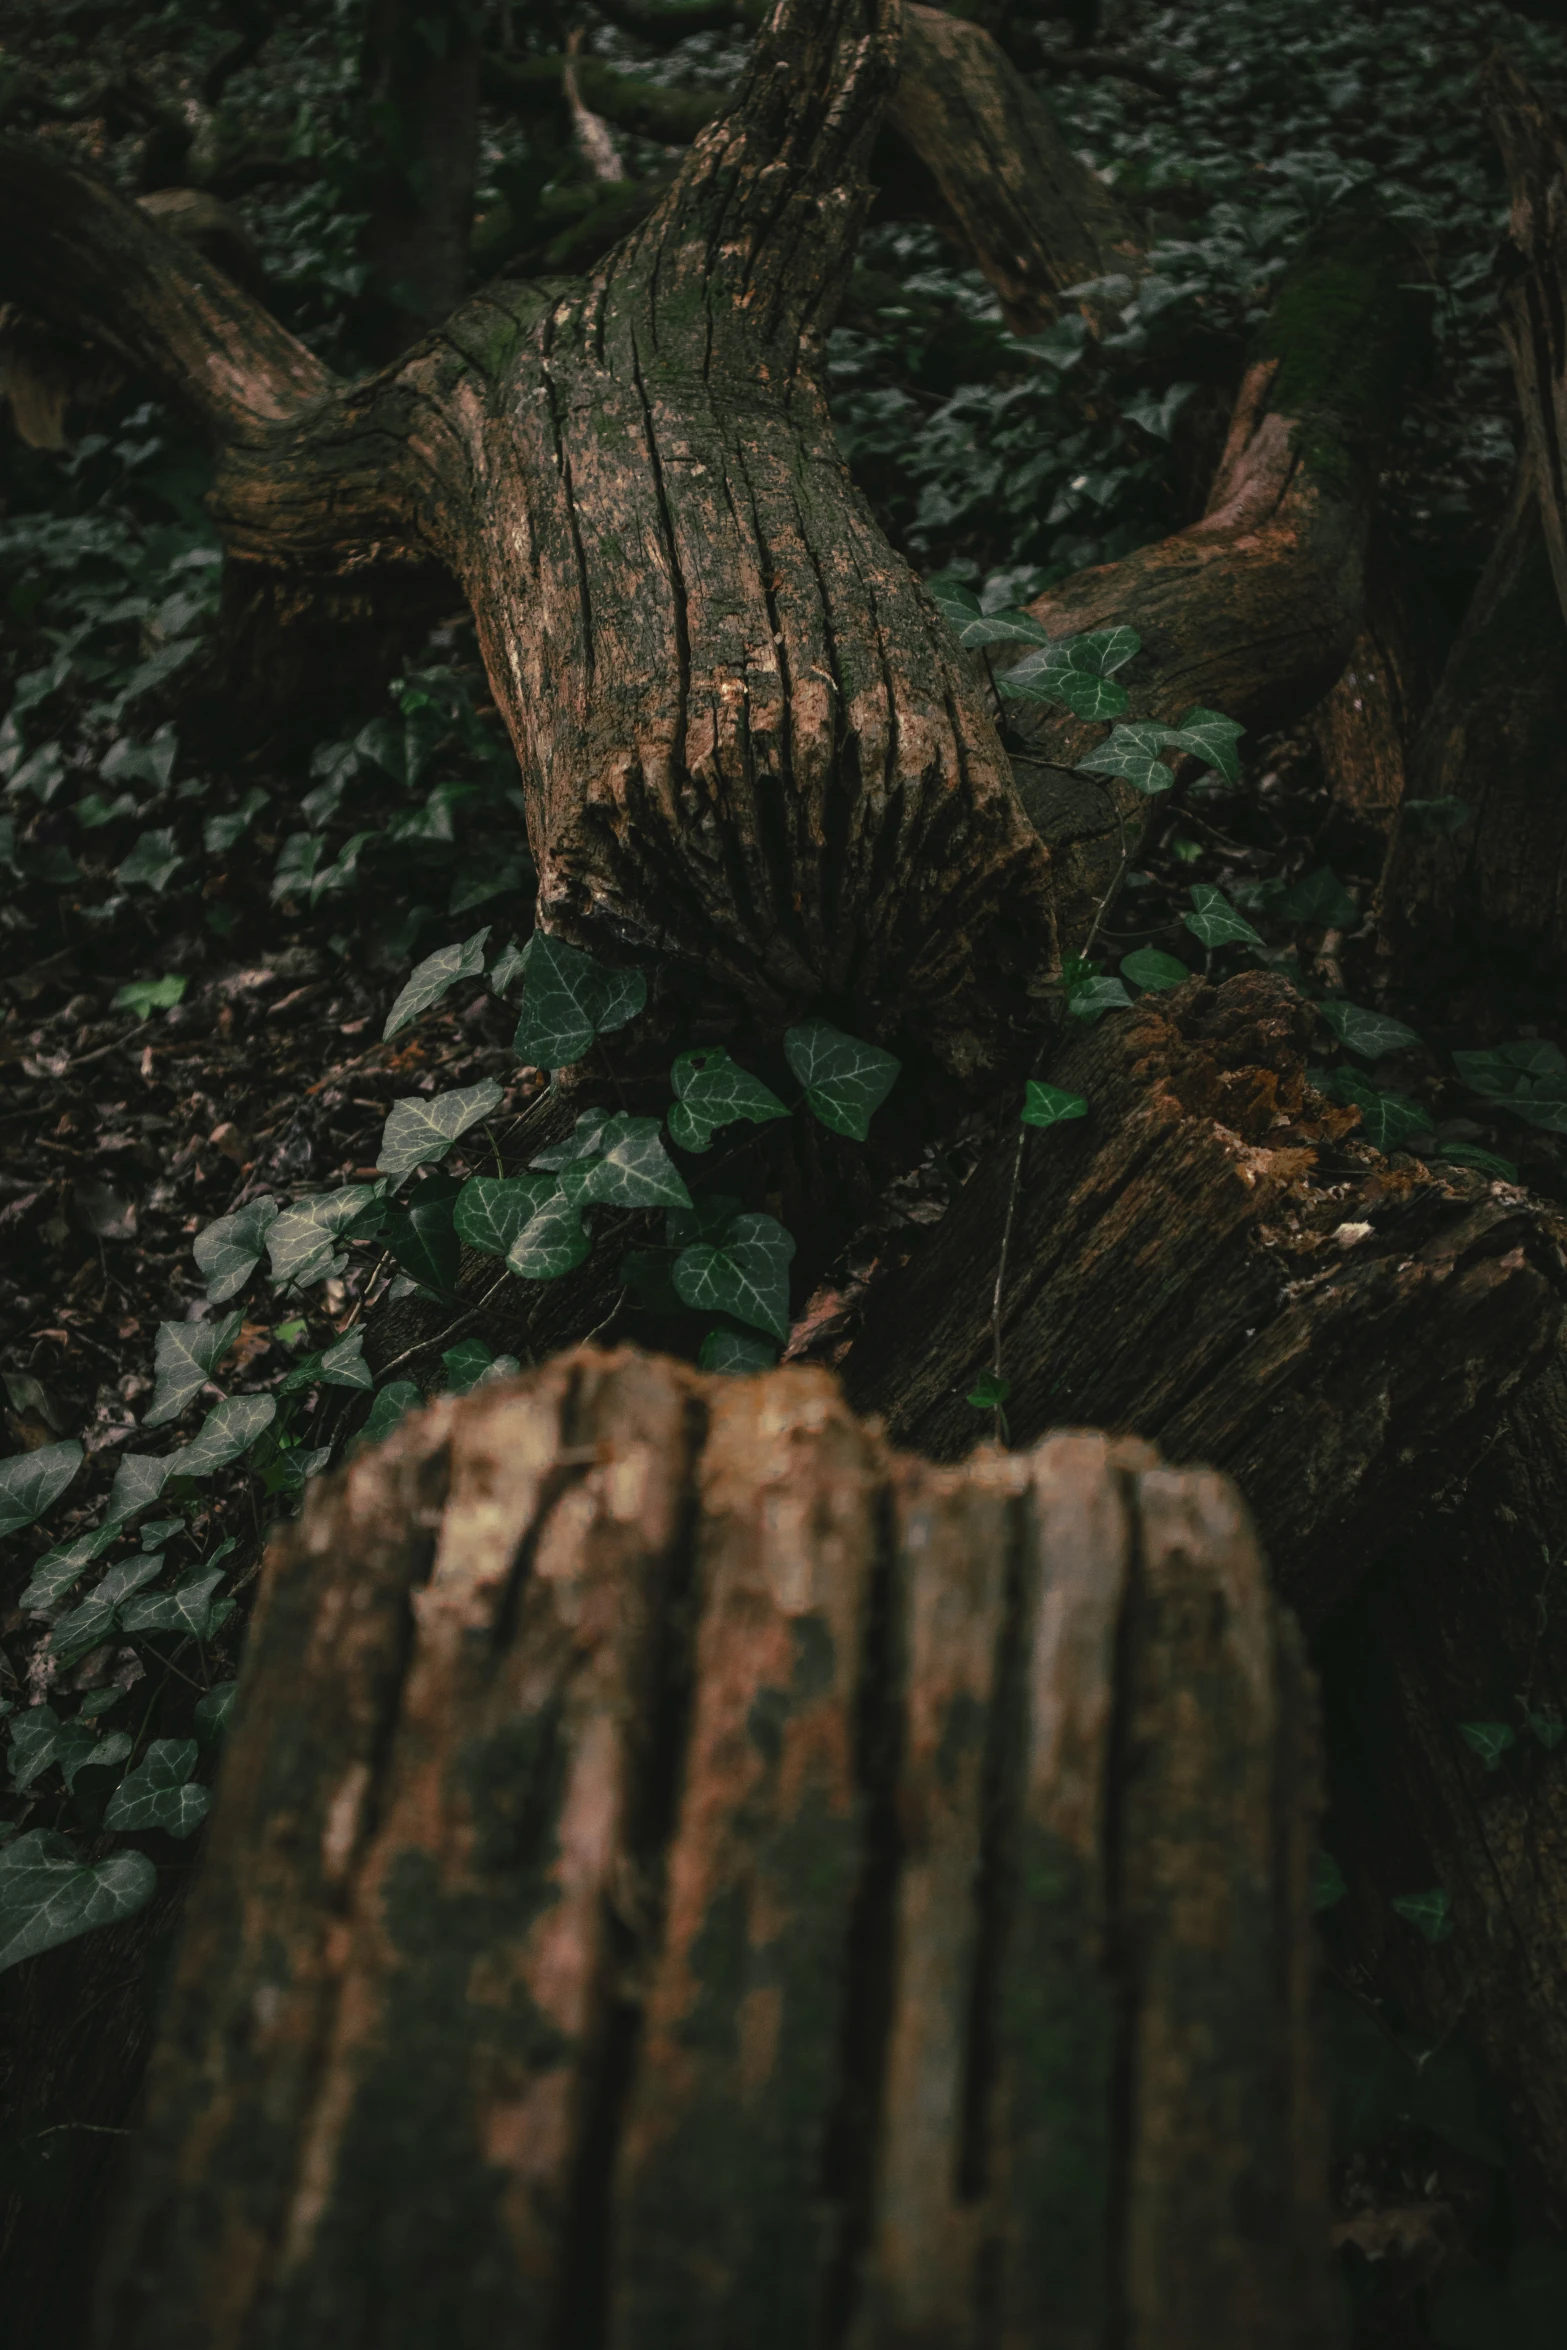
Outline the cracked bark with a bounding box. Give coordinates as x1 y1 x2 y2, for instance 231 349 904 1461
94 1354 1334 2350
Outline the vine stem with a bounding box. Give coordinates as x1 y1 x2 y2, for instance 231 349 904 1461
985 776 1132 1446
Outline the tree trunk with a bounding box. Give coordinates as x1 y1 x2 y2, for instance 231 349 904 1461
838 972 1567 1630
1379 59 1567 973
93 1350 1335 2350
1316 1347 1567 2217
356 0 482 355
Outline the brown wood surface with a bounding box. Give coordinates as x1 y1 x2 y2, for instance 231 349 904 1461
840 973 1567 1629
93 1351 1335 2349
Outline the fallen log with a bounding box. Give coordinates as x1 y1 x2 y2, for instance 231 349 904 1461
839 973 1567 1629
94 1353 1335 2348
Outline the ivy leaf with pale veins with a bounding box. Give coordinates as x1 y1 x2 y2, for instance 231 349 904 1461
1182 883 1264 950
667 1046 789 1152
377 1080 503 1178
1168 707 1245 783
120 1567 227 1641
672 1211 795 1341
105 1452 169 1525
1438 1142 1518 1181
1278 867 1358 928
1391 1888 1453 1943
0 1833 157 1973
380 1173 463 1296
1317 1001 1422 1060
194 1195 279 1303
167 1394 277 1480
506 1190 592 1281
698 1329 779 1374
1334 1069 1434 1153
382 926 490 1041
1121 947 1190 992
1077 722 1185 795
143 1311 244 1427
582 1116 692 1210
488 936 527 998
1066 975 1133 1023
359 1381 423 1448
1022 1081 1088 1129
278 1327 374 1395
512 932 647 1068
20 1524 119 1612
1458 1721 1516 1771
529 1108 616 1171
103 1739 210 1838
453 1172 557 1258
266 1184 385 1291
7 1707 97 1793
784 1020 900 1141
48 1552 163 1657
0 1439 82 1538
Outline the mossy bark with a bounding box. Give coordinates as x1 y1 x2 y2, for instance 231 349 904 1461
94 1354 1335 2350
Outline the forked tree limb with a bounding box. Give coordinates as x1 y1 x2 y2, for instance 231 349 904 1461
94 1354 1335 2349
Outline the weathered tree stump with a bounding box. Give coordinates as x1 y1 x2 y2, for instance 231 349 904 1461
840 973 1567 1628
94 1351 1334 2349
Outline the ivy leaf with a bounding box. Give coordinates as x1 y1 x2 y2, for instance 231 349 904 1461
667 1193 743 1247
117 827 184 893
265 1185 384 1292
1400 797 1475 837
1169 707 1245 784
112 973 187 1018
380 1173 462 1297
581 1116 692 1210
511 932 647 1068
120 1567 227 1641
953 607 1054 649
105 1451 170 1525
1391 1887 1453 1943
1458 1721 1516 1772
1021 1080 1088 1129
7 1707 98 1793
1335 1069 1434 1153
488 936 527 997
377 1080 503 1178
667 1046 789 1152
166 1394 277 1480
698 1328 779 1374
48 1552 163 1658
1121 947 1190 992
966 1370 1011 1410
1318 1001 1422 1059
507 1191 591 1281
103 1740 210 1838
1438 1142 1519 1181
381 926 491 1042
1077 721 1185 794
1039 668 1130 721
1525 1708 1565 1751
1311 1850 1348 1912
453 1172 557 1258
20 1524 119 1612
1182 883 1264 950
1453 1043 1567 1133
143 1311 244 1428
194 1196 279 1303
278 1328 374 1395
439 1338 495 1394
1277 867 1359 928
1121 379 1197 440
194 1681 239 1744
672 1211 795 1340
1067 974 1134 1023
359 1380 423 1448
784 1020 900 1141
0 1833 156 1973
529 1109 616 1171
926 576 981 629
0 1439 82 1538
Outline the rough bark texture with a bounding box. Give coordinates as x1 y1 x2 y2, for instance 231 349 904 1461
0 4 1061 1084
889 5 1145 334
1486 51 1567 627
1007 203 1429 944
840 972 1567 1629
93 1351 1334 2350
1317 1346 1567 2217
1378 467 1567 971
1305 550 1431 838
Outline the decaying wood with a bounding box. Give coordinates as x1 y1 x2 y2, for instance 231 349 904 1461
1317 1347 1567 2215
95 1352 1334 2349
840 972 1567 1628
889 5 1145 334
1306 552 1430 837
